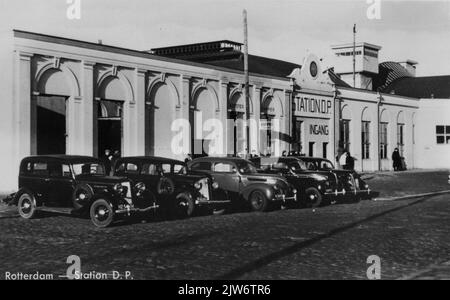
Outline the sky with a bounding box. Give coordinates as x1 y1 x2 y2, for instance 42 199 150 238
1 0 450 76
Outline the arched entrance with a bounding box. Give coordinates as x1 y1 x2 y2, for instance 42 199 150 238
228 92 247 156
260 96 283 156
95 76 125 157
191 88 216 157
147 83 176 157
33 69 71 155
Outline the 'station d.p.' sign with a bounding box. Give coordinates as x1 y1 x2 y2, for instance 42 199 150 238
293 95 333 118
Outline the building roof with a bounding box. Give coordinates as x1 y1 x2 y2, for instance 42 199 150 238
373 61 413 92
14 30 291 81
381 75 450 98
327 69 352 88
331 42 382 51
202 52 301 79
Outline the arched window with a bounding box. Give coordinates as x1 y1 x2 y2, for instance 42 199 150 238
340 105 352 152
397 112 405 156
379 110 389 159
361 108 371 160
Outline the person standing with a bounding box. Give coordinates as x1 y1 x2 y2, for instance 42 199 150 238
392 148 402 171
345 151 355 171
102 149 112 175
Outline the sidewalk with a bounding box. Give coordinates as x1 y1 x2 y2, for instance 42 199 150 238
361 169 450 200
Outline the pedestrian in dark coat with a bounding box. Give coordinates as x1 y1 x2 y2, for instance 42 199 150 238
392 148 402 171
345 152 355 171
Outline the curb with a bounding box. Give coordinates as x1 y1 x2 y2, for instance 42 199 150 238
373 190 450 202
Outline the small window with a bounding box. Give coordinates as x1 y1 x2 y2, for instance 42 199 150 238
115 163 126 174
141 163 157 175
161 164 171 173
173 164 184 173
33 162 48 176
62 165 72 178
126 163 139 174
436 125 450 144
213 163 234 173
191 162 211 171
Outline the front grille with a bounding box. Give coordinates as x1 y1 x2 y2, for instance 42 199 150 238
122 182 132 198
198 178 210 200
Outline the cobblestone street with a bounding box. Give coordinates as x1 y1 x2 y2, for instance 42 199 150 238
1 191 449 280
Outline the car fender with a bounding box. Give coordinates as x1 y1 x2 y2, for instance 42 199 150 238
241 184 273 202
13 188 38 206
79 193 116 213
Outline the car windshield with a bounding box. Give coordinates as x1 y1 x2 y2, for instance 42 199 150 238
288 160 307 171
72 163 106 176
318 160 335 170
236 161 258 174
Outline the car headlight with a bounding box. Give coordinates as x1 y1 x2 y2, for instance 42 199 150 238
365 184 369 189
212 181 219 190
273 185 279 191
113 183 124 193
292 188 298 194
135 182 146 192
194 181 202 190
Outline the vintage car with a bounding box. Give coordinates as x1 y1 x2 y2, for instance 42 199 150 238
250 156 341 208
294 156 371 200
113 157 230 218
3 155 157 228
186 157 297 212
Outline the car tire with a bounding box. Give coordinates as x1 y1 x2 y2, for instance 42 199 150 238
174 193 195 219
304 187 322 208
249 190 269 212
90 199 115 228
18 192 37 219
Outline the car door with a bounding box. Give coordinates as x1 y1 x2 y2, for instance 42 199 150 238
27 161 51 203
211 162 241 194
46 162 76 207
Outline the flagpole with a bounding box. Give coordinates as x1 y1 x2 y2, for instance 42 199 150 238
243 9 250 156
353 23 356 88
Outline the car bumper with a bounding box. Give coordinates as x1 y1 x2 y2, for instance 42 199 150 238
195 199 232 205
274 194 297 203
323 188 372 199
115 203 160 215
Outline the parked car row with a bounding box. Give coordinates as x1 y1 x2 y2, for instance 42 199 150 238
2 154 371 228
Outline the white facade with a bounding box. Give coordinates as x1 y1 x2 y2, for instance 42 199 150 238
415 99 450 169
0 30 448 194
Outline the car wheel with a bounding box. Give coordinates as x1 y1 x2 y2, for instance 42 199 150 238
18 193 37 219
90 199 115 228
304 188 322 208
175 193 195 218
249 190 269 212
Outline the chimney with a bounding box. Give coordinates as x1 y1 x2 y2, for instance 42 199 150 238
398 60 418 77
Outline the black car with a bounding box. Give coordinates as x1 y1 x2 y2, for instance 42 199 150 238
113 157 230 218
251 157 341 208
3 156 157 227
294 157 371 200
186 157 297 212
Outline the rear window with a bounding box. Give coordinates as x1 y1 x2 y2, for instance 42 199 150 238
190 162 211 171
33 162 49 176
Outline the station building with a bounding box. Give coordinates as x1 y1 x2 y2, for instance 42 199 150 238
0 30 449 193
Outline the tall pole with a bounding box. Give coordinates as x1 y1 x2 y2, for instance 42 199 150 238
243 9 250 155
353 23 356 88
